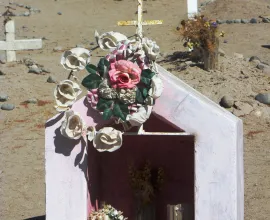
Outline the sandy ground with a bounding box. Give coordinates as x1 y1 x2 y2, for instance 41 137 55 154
0 0 270 219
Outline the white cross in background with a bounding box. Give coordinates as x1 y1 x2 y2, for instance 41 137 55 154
0 20 42 62
187 0 198 18
117 0 163 38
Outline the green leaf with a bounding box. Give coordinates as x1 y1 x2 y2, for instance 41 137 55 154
102 108 113 120
142 69 155 79
140 77 151 87
81 73 102 90
136 87 149 104
141 87 148 98
96 98 114 111
97 58 110 77
113 103 129 121
136 88 144 104
85 64 98 75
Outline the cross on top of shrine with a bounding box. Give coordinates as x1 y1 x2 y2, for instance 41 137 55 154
117 0 163 39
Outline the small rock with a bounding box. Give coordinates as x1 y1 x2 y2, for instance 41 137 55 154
47 76 56 83
26 98 38 104
23 58 36 66
23 11 30 16
249 56 261 62
57 12 62 15
256 63 269 70
219 95 234 108
233 19 241 23
226 20 233 24
250 18 257 23
234 53 244 59
224 40 228 43
0 94 8 102
41 67 51 73
30 8 41 13
255 93 270 105
1 103 15 111
217 19 226 24
53 46 63 52
253 109 262 117
253 106 270 120
42 37 49 40
90 42 95 46
0 70 4 75
29 65 42 74
200 2 206 6
241 19 249 24
262 18 270 23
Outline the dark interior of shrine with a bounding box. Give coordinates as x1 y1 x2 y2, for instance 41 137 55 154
88 114 195 220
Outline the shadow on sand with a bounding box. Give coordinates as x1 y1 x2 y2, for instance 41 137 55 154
24 215 45 220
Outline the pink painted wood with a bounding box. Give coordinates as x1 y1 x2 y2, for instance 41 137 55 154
45 64 244 220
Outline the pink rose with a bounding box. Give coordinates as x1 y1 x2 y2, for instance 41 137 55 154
109 60 141 89
87 89 98 108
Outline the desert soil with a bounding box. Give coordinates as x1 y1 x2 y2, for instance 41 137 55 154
0 0 270 220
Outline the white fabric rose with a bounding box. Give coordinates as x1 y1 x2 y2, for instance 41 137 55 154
61 48 91 71
60 110 86 140
126 105 153 127
95 31 128 50
54 80 82 112
142 38 160 61
93 127 123 152
148 74 164 99
87 126 96 142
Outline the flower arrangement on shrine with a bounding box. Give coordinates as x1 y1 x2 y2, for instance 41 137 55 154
53 31 163 152
178 15 225 70
128 161 165 219
89 204 127 220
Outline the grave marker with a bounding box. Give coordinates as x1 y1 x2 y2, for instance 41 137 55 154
187 0 198 18
117 0 163 38
46 64 244 220
45 0 244 219
0 20 42 62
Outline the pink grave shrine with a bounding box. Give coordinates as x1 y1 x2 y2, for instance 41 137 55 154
45 2 243 218
45 64 244 220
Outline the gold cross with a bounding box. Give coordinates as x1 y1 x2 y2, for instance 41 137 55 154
117 0 163 38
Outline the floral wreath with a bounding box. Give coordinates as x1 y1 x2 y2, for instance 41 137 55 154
54 31 163 152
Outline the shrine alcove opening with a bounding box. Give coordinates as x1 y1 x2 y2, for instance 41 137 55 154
88 114 195 220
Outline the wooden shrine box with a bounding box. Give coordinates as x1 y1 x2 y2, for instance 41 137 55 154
45 65 244 220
